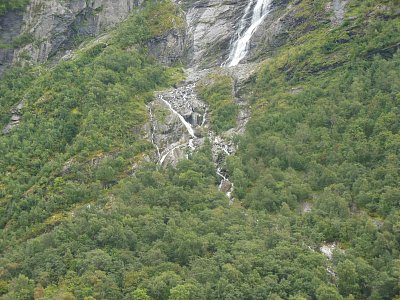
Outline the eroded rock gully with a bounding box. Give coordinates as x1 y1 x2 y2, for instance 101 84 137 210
147 64 255 204
145 0 284 202
144 0 287 202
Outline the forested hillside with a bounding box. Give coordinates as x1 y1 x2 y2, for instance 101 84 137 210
0 0 399 299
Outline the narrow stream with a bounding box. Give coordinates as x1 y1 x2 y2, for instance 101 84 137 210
152 89 236 204
159 95 195 138
159 141 185 165
211 132 235 204
158 94 197 165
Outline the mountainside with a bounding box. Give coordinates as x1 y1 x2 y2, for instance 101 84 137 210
0 0 399 299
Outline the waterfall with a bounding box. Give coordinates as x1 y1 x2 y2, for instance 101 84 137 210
159 95 195 138
225 0 272 67
159 142 185 165
217 167 235 204
158 94 197 165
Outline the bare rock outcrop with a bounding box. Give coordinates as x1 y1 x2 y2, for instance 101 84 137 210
10 0 145 66
2 101 25 134
185 0 249 68
0 11 23 75
183 0 298 68
330 0 349 25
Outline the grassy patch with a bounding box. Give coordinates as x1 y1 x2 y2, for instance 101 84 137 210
197 73 237 133
0 1 183 243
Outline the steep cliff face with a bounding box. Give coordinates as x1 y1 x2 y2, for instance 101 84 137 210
181 0 301 68
184 0 248 68
1 0 296 72
0 11 23 74
147 3 187 66
0 0 191 73
181 0 352 68
0 0 149 73
14 0 145 64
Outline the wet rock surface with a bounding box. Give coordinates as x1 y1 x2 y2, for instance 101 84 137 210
0 11 23 76
183 0 295 68
185 0 249 68
147 62 256 203
148 82 206 166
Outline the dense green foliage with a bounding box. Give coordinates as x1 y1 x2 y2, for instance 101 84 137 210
197 74 238 133
0 0 399 299
0 0 183 253
226 1 400 298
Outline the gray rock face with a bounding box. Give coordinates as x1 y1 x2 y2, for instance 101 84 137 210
12 0 144 65
2 101 25 134
183 0 295 68
1 0 295 72
148 25 187 65
185 0 249 68
1 0 188 70
329 0 349 25
244 0 298 63
0 11 23 75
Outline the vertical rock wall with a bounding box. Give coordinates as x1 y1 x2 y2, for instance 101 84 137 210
14 0 143 64
0 11 23 75
0 0 297 73
185 0 249 68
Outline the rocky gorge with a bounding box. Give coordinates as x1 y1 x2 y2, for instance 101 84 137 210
147 65 252 202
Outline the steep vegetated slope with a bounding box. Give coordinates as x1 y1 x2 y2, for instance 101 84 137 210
0 0 399 299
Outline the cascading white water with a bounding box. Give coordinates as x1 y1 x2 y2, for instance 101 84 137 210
201 109 207 127
225 0 272 67
159 141 185 165
159 95 195 138
216 167 235 204
158 94 197 165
